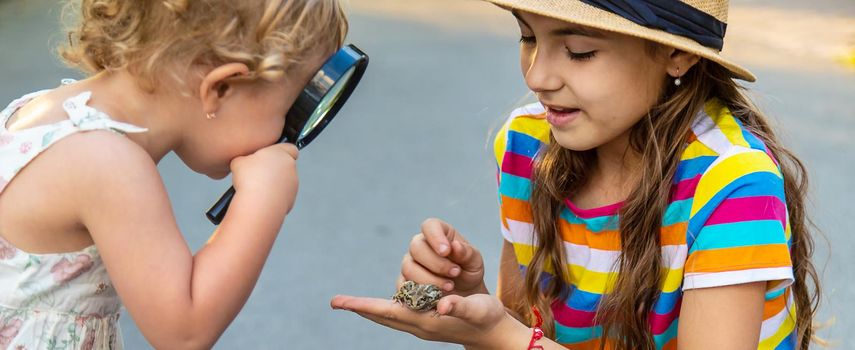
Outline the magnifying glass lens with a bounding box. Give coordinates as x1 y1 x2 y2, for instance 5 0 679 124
299 66 356 140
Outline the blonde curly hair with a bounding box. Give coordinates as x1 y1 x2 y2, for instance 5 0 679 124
59 0 348 91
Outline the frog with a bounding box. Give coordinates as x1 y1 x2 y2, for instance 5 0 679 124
392 280 443 312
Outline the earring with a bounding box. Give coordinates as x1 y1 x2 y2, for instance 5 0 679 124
674 67 682 86
206 113 217 120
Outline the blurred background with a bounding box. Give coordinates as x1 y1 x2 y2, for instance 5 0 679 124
1 0 853 348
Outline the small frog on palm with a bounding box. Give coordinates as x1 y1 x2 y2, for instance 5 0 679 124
392 281 443 312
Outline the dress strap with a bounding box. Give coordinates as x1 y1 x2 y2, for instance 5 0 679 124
0 89 52 131
0 85 148 195
0 80 76 130
61 92 148 135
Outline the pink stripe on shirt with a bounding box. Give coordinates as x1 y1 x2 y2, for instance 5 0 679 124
705 196 787 227
502 152 534 179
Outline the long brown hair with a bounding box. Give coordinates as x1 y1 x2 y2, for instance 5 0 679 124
521 57 821 349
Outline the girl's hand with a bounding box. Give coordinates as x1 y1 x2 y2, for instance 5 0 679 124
401 218 487 296
330 293 529 350
229 143 299 213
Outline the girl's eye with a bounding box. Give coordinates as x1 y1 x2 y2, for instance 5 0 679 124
519 35 536 45
567 49 597 61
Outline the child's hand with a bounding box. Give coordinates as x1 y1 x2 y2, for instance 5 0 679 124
229 143 300 212
400 218 487 296
331 293 528 350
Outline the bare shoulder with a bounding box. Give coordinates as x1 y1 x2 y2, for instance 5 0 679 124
53 130 164 202
44 129 151 170
0 129 166 252
50 130 182 248
15 129 167 217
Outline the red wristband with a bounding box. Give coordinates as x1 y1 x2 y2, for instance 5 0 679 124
527 306 544 350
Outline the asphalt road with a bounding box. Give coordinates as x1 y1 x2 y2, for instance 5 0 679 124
1 0 853 348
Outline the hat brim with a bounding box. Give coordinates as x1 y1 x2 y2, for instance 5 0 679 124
485 0 756 82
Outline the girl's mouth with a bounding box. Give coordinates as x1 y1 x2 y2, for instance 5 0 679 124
545 106 581 127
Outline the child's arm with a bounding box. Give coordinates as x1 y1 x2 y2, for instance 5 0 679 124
71 131 298 349
333 233 564 349
677 282 766 349
331 292 569 350
677 148 793 348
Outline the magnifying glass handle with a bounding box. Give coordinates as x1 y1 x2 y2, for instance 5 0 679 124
206 186 235 225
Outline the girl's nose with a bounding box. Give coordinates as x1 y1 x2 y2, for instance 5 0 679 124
523 48 563 94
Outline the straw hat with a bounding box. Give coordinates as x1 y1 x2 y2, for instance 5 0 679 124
484 0 756 82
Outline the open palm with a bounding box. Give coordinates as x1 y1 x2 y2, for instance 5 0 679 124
331 292 513 348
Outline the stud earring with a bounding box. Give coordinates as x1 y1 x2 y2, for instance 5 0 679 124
206 113 217 120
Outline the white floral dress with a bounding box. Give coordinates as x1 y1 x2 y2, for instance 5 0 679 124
0 80 147 350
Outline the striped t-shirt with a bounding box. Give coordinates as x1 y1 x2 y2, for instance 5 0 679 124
494 99 796 349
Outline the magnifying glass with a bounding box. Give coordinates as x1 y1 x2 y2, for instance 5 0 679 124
206 44 369 225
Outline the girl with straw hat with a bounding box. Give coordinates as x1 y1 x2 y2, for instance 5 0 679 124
332 1 821 349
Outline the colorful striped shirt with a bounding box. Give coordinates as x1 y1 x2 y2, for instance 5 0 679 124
494 99 797 349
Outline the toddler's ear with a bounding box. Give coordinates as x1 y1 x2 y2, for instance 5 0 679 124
199 63 250 115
